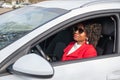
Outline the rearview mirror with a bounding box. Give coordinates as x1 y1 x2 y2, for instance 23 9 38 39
10 53 54 78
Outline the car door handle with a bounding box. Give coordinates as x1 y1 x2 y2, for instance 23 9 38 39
107 70 120 80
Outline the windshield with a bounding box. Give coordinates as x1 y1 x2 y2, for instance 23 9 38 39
0 6 68 50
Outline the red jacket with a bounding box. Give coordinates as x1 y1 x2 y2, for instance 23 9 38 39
62 42 97 61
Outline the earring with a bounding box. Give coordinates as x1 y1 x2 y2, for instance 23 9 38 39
86 37 89 44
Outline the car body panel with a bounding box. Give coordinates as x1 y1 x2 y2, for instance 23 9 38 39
52 56 120 80
32 0 96 10
32 0 120 10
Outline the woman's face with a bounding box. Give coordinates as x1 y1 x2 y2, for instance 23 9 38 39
73 25 87 43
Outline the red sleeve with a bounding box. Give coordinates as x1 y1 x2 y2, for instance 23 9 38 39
83 45 97 58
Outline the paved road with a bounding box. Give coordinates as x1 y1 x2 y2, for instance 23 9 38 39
0 8 13 14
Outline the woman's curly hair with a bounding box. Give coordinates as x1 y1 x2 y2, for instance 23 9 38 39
85 23 102 47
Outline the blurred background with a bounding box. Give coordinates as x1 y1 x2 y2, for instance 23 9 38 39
0 0 46 4
0 0 46 14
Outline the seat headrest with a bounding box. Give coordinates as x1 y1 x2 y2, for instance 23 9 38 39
101 18 115 36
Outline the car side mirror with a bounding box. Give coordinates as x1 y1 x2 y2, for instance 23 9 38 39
10 53 54 78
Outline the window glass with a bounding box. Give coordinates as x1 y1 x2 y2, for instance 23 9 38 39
0 6 68 50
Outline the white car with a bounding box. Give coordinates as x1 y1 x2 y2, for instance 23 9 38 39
0 0 120 80
2 3 13 8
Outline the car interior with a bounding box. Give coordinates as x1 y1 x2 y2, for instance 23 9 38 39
30 16 116 62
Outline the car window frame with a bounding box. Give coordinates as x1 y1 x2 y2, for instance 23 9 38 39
36 12 119 64
30 12 119 63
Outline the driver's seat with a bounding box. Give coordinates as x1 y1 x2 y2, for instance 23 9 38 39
96 17 115 55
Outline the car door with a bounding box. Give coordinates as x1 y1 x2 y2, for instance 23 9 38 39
39 12 119 80
52 55 120 80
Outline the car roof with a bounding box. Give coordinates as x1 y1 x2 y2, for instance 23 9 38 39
32 0 120 10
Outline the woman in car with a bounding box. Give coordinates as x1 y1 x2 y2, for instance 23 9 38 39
62 23 98 61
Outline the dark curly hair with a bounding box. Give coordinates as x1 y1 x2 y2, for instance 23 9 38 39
85 23 102 47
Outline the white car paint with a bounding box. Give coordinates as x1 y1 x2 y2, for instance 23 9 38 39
32 0 96 10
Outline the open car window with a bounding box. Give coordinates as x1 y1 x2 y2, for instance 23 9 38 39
30 16 116 62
